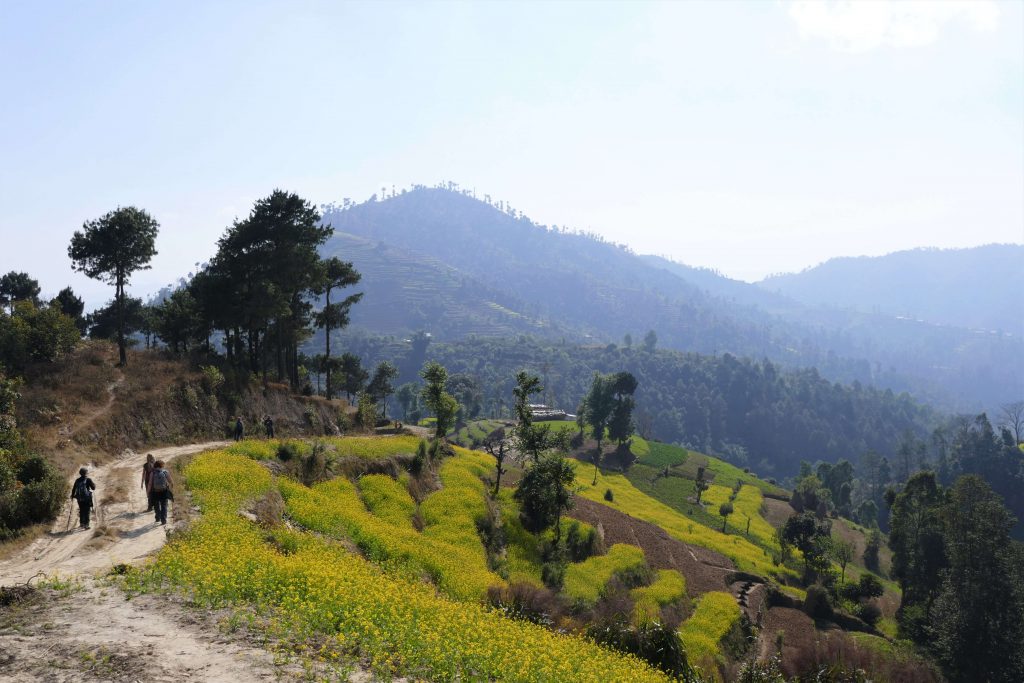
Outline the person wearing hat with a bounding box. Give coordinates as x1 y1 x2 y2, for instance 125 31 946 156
70 467 96 529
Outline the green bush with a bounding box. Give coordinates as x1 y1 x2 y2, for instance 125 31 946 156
277 442 300 462
803 584 833 619
199 365 225 395
604 488 614 502
854 601 881 627
565 520 602 562
587 617 692 680
0 452 64 538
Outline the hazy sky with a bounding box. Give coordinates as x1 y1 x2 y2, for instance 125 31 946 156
1 0 1021 307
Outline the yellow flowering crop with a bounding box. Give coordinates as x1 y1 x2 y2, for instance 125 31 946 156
632 569 687 621
137 447 671 682
700 484 778 550
677 591 741 677
574 464 794 580
563 544 647 606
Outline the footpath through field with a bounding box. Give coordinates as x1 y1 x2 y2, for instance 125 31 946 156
0 441 305 682
0 441 229 584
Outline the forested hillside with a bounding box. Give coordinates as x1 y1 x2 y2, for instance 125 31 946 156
760 244 1024 335
321 188 1022 411
333 333 937 478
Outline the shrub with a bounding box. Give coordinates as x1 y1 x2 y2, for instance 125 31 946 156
863 529 881 572
853 601 881 627
199 365 224 395
277 442 300 462
565 520 602 562
486 582 564 627
411 439 428 475
804 584 833 619
841 573 884 602
0 452 64 537
569 431 584 449
542 559 566 591
587 617 691 680
604 488 614 502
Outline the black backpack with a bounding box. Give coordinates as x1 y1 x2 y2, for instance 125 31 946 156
72 477 92 502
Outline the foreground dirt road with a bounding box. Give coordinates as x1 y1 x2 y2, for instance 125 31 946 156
0 441 229 585
0 441 301 682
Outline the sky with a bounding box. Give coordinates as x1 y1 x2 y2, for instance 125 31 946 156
1 0 1021 308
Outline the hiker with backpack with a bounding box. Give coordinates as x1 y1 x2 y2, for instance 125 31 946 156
263 415 274 438
233 417 244 441
142 453 156 512
70 467 96 530
151 460 173 525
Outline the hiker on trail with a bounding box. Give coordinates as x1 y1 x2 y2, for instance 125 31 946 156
71 467 96 530
263 415 274 438
233 417 244 441
142 453 155 512
151 460 173 526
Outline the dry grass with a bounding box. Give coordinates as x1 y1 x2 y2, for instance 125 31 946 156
0 524 48 562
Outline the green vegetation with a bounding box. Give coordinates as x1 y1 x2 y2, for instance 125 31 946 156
451 418 506 448
68 206 159 366
889 472 1024 682
0 373 66 539
575 463 794 580
133 446 670 682
279 446 497 602
563 544 647 605
632 569 687 620
677 592 741 673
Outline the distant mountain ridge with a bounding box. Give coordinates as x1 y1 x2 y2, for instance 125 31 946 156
319 187 1022 411
759 245 1024 335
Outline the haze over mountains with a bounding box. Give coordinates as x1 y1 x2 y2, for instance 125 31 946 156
319 187 1022 413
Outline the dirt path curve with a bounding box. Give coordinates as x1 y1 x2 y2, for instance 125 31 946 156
0 441 229 585
58 372 125 444
0 440 306 682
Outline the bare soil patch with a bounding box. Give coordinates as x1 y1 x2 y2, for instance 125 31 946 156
760 497 794 528
0 578 283 682
567 496 735 596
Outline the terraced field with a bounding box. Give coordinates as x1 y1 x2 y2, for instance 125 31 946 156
133 443 671 682
124 436 906 682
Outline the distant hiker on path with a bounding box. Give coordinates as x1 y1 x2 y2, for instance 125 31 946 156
71 467 96 530
142 453 155 512
151 460 173 525
233 417 244 441
263 415 274 438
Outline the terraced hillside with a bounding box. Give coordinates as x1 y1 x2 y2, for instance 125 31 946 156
123 434 931 682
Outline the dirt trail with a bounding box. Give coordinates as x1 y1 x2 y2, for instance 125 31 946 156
58 372 125 445
0 577 285 682
0 441 229 585
0 440 308 682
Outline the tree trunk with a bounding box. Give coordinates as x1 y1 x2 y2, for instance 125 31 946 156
324 287 333 400
276 321 284 382
115 271 127 366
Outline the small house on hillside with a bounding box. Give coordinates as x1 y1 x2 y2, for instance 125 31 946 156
528 403 572 421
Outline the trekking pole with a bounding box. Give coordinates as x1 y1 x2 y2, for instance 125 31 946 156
65 501 73 533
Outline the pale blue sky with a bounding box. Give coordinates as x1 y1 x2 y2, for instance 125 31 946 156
1 0 1021 307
